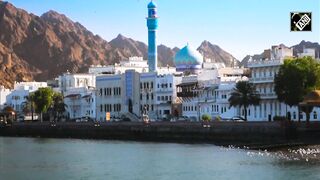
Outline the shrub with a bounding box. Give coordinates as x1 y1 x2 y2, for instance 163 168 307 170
202 114 211 121
215 116 221 121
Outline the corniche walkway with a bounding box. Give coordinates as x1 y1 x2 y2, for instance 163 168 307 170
1 121 320 149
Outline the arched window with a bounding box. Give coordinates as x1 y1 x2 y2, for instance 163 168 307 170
314 111 318 120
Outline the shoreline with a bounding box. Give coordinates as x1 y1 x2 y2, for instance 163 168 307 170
1 121 320 150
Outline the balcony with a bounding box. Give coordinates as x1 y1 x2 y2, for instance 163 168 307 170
260 93 277 99
247 59 283 68
249 76 274 83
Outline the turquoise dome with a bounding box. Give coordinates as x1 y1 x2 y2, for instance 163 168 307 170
148 1 157 8
174 45 203 66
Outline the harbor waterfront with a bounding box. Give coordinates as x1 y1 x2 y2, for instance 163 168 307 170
1 137 320 180
1 121 320 149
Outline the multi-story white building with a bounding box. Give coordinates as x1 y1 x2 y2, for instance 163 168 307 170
96 70 139 121
247 45 320 121
174 44 247 121
6 81 47 113
95 69 180 121
63 87 96 120
57 72 96 94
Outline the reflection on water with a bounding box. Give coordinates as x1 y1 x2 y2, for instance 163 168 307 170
1 137 320 180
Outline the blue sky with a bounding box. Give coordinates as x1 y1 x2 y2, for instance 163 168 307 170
6 0 320 60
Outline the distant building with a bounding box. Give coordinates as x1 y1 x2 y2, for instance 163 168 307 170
298 48 316 59
6 81 47 113
57 72 96 94
0 86 11 110
95 70 181 121
63 87 96 120
89 56 176 75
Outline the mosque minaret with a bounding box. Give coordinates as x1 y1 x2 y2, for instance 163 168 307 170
146 1 158 72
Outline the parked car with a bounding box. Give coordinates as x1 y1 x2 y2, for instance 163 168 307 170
231 116 245 122
177 116 190 121
17 115 25 122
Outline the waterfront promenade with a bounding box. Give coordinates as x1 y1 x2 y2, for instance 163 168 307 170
1 121 320 149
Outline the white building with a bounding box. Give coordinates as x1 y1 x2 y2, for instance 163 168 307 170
57 72 96 94
89 56 176 75
174 44 246 121
0 86 11 110
6 81 47 113
95 69 180 121
247 44 320 121
298 48 316 59
63 87 96 120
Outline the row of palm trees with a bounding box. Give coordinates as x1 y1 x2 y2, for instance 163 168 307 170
21 92 67 122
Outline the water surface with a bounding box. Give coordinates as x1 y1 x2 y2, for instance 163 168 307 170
0 137 319 180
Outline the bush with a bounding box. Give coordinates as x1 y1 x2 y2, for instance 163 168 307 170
215 116 221 121
273 116 287 121
202 114 211 121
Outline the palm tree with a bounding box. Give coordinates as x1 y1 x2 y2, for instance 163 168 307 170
228 81 260 121
52 93 67 122
22 94 36 121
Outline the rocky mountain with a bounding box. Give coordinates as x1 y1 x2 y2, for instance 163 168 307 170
291 40 320 57
0 1 114 87
241 41 320 67
0 1 242 88
197 41 239 67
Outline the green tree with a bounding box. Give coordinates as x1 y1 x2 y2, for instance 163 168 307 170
33 87 55 122
201 114 211 121
22 94 36 121
52 92 67 121
274 57 320 122
228 81 260 121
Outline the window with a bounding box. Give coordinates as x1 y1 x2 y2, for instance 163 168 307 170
157 96 160 101
170 83 172 88
140 83 143 89
100 104 103 112
151 82 153 89
104 88 107 96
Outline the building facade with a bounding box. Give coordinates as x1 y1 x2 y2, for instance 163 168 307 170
246 45 320 121
6 82 47 113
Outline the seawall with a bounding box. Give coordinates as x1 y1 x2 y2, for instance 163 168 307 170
1 121 320 149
